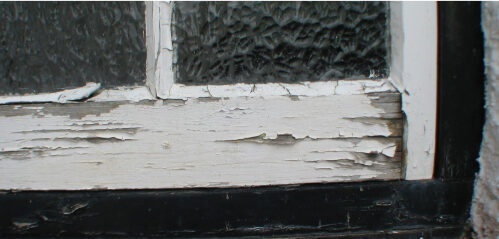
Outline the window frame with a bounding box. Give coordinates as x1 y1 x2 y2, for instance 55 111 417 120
0 2 437 190
145 1 438 180
0 2 483 237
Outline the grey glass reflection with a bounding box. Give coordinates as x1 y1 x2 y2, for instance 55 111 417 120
173 1 389 85
0 2 146 94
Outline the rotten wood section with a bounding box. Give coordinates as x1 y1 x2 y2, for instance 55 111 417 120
0 82 402 190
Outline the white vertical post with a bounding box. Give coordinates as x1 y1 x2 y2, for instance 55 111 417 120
146 1 174 99
390 2 438 180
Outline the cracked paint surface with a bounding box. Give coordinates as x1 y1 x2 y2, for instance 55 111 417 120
0 80 402 190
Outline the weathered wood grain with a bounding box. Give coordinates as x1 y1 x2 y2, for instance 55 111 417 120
0 88 402 190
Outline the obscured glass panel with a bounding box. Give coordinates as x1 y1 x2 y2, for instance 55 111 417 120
0 2 146 94
173 1 389 85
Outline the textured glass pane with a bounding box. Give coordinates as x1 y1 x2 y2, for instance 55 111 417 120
173 1 389 85
0 2 146 94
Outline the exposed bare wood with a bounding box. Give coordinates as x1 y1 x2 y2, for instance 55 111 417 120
0 91 402 190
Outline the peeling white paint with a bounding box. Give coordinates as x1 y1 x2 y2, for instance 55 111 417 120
145 1 174 99
0 82 101 104
0 84 155 104
167 79 397 99
148 2 398 101
0 2 438 190
144 2 437 184
148 1 174 99
148 1 175 99
89 86 155 102
0 92 401 190
145 1 157 98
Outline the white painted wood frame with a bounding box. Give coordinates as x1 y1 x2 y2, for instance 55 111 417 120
0 2 436 190
389 2 437 180
146 2 438 180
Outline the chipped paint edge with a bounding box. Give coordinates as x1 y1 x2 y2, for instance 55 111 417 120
0 92 402 190
1 2 399 103
151 1 174 99
150 1 438 181
0 84 155 104
168 79 397 99
0 2 437 184
0 82 101 104
88 86 155 102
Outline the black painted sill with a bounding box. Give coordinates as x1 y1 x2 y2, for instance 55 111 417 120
0 179 474 238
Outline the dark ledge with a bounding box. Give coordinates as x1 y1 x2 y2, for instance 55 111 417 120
0 179 473 238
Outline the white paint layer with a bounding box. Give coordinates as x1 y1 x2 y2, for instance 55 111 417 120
390 2 437 179
157 1 174 98
168 79 397 99
0 82 101 104
145 1 157 98
0 91 402 190
149 3 397 101
145 1 174 99
89 86 155 102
